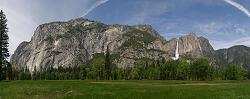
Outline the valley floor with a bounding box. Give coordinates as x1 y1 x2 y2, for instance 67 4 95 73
0 80 250 99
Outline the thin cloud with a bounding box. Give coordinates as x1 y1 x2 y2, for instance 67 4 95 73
224 0 250 17
213 37 250 49
82 0 109 17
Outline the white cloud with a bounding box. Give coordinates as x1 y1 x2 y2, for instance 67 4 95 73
82 0 109 17
224 0 250 17
197 22 223 34
194 21 250 49
213 37 250 49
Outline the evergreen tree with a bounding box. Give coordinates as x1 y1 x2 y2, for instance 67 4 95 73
191 58 213 80
11 64 18 80
104 46 111 80
0 10 10 80
225 64 247 80
6 61 12 80
90 53 105 80
131 67 140 80
32 66 37 80
80 64 87 80
176 60 191 80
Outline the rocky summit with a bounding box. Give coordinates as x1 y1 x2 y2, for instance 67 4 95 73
10 18 250 71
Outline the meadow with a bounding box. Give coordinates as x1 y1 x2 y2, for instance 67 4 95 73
1 80 250 99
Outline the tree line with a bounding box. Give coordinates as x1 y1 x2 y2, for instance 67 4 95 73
5 53 249 81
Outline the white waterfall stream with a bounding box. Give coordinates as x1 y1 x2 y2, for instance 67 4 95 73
172 40 179 60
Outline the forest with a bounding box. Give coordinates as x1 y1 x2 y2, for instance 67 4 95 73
4 53 248 81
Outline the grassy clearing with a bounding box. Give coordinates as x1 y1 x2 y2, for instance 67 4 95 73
0 80 250 99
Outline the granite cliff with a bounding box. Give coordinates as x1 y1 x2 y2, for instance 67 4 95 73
11 18 248 71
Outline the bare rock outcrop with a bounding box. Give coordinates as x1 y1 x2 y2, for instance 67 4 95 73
11 18 217 71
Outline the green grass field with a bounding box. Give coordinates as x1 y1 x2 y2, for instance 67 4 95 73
1 80 250 99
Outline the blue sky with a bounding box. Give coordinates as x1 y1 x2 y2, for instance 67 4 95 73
1 0 250 55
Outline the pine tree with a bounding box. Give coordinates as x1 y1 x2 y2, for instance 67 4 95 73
104 46 111 80
0 10 10 80
33 66 37 80
6 61 12 80
80 64 87 80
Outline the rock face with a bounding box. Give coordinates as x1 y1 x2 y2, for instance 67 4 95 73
12 18 246 71
11 18 170 71
162 33 215 60
216 45 250 69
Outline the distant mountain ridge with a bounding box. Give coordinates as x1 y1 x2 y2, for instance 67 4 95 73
215 45 250 69
10 18 250 71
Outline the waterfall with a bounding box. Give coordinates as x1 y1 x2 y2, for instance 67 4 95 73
175 39 179 60
172 39 179 60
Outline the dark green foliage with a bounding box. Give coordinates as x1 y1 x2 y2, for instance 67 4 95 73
146 67 160 80
80 64 87 80
131 67 141 80
225 64 247 80
32 66 37 80
18 67 31 80
12 54 248 80
11 64 18 80
6 62 12 80
190 58 214 80
0 10 10 80
104 46 111 80
176 61 191 80
89 53 105 80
